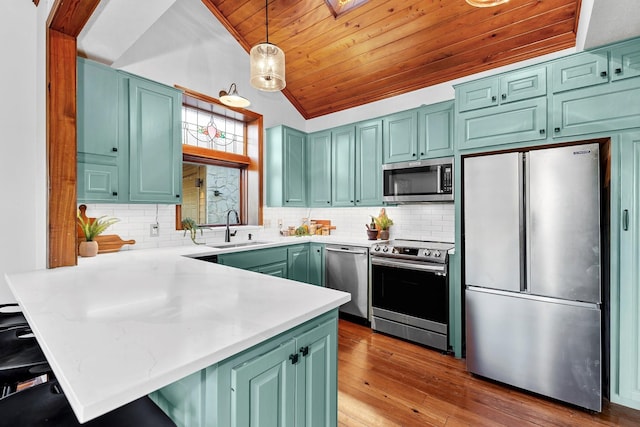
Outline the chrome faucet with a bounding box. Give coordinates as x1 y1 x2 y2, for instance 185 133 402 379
225 209 240 242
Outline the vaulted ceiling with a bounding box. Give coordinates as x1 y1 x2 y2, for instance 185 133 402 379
202 0 582 118
77 0 640 120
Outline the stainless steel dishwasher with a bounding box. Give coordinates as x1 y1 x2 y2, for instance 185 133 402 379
325 245 369 319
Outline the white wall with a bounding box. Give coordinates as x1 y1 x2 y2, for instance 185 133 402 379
0 1 47 301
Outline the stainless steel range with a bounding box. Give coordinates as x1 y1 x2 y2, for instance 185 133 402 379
370 239 454 352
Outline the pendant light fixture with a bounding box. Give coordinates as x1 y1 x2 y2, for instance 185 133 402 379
250 0 286 91
218 83 251 108
465 0 509 7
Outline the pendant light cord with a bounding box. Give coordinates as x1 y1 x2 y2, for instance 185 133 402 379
265 0 269 44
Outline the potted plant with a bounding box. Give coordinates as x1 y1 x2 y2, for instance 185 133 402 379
182 217 204 245
77 212 119 257
372 208 393 240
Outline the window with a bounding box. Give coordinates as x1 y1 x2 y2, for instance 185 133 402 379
176 87 263 229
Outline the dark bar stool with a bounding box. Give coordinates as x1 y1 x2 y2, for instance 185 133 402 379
0 325 50 386
0 303 28 331
0 379 176 427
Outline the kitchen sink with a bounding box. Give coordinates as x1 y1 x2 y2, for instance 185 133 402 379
208 241 272 249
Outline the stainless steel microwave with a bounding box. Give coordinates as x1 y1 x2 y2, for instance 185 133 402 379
382 157 454 203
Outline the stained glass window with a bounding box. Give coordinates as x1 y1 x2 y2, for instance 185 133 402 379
182 105 245 155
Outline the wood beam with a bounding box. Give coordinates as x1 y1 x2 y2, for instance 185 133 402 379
47 0 100 267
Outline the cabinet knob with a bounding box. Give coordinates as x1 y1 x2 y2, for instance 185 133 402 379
289 354 299 365
112 192 118 196
420 152 425 156
412 153 416 157
299 346 309 357
554 127 560 133
539 129 545 135
615 68 622 74
327 201 330 204
501 94 507 100
356 200 360 203
600 71 607 77
112 147 118 152
491 96 497 102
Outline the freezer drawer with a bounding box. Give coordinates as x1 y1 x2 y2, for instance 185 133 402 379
465 288 601 412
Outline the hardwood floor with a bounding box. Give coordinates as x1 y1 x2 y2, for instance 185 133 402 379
337 319 640 427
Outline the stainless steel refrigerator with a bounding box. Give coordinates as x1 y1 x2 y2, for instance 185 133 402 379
463 143 602 412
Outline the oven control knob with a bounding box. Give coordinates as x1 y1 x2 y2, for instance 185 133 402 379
433 250 441 258
423 250 431 256
382 246 389 253
374 245 381 251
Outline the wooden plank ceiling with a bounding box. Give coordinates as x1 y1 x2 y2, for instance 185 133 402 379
202 0 582 119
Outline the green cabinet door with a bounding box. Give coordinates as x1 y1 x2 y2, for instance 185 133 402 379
77 163 120 202
457 97 547 150
499 66 547 105
308 131 332 207
218 247 288 271
294 317 338 427
331 125 356 206
308 243 325 287
259 261 288 278
77 58 121 158
284 128 307 207
616 133 640 409
288 244 310 283
552 77 640 138
417 101 454 159
551 51 609 93
355 119 382 206
457 77 499 112
230 339 297 427
610 43 640 82
382 110 418 163
128 76 182 203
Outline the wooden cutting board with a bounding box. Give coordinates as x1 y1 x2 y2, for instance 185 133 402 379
77 205 136 253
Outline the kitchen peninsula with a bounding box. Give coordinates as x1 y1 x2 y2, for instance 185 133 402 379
5 246 350 425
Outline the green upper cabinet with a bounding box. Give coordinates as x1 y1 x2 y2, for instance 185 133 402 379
288 244 310 283
77 58 126 203
307 131 332 207
309 243 325 287
457 97 547 150
77 58 182 204
417 101 454 158
77 58 121 158
266 126 307 207
551 51 609 93
552 77 640 138
355 119 383 206
610 42 640 82
331 125 356 207
127 75 182 203
458 65 547 112
382 110 418 163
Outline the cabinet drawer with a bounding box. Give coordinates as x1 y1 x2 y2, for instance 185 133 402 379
552 51 609 93
219 247 288 270
552 77 640 138
458 97 547 150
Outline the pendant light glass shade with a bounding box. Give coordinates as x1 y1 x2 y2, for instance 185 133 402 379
250 43 286 91
465 0 509 7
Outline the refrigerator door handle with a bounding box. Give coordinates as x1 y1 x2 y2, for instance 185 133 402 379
623 209 629 231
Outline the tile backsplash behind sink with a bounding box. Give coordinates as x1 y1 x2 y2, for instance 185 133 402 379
80 203 455 251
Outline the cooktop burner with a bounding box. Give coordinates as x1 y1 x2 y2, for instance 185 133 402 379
370 239 454 264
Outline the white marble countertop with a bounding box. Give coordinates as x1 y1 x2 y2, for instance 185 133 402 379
5 246 350 423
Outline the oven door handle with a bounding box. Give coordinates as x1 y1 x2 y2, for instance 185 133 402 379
371 257 447 275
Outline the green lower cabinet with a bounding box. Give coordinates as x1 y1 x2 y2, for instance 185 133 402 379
218 247 288 271
230 339 297 426
309 244 325 287
258 261 288 278
150 311 338 427
288 245 310 283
